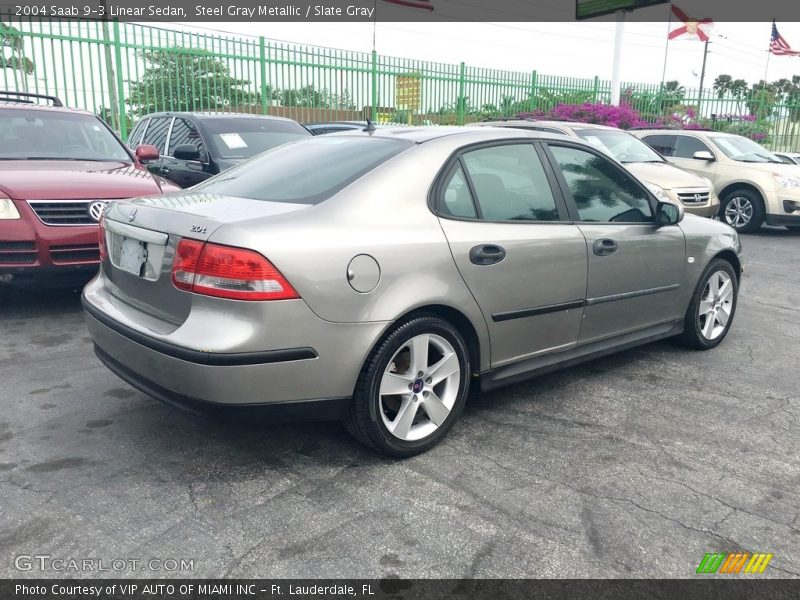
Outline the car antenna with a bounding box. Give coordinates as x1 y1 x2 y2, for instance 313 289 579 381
363 119 377 133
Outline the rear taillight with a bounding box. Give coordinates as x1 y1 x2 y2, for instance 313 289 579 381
98 215 108 261
171 239 299 301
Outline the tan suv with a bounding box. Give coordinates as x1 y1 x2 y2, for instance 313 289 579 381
632 129 800 233
476 120 719 218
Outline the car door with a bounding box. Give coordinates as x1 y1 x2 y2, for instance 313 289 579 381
435 141 588 368
160 117 213 188
544 142 686 344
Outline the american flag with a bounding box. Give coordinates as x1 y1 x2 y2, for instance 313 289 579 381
382 0 434 10
770 20 800 56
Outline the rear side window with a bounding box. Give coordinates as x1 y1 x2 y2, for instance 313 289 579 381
549 145 654 223
169 118 207 159
193 136 413 204
440 165 477 219
641 134 675 157
673 135 712 159
460 143 560 222
141 117 171 153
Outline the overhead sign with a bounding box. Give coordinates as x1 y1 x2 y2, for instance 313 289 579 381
395 74 422 111
576 0 668 20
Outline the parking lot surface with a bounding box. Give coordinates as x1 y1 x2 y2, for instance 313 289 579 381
1 229 798 579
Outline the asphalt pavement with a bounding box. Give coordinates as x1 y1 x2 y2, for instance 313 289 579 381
1 228 798 578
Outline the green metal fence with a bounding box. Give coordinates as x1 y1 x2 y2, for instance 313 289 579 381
3 17 800 151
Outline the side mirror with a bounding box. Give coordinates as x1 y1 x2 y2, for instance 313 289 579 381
692 150 715 161
173 144 201 161
656 200 684 226
135 144 159 162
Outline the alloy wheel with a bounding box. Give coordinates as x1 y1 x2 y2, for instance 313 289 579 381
698 270 734 340
379 333 461 441
724 196 753 229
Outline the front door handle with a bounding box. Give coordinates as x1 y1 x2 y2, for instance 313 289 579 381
470 244 506 265
593 238 618 256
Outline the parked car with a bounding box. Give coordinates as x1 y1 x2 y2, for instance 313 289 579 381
632 129 800 232
0 92 178 288
773 152 800 166
476 120 719 218
83 127 742 456
303 121 406 135
127 112 311 188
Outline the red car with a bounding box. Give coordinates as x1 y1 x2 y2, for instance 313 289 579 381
0 92 178 288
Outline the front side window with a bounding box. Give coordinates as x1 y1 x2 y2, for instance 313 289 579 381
168 118 207 159
673 135 713 159
641 134 675 157
460 144 560 222
0 108 131 161
127 118 148 148
549 144 654 223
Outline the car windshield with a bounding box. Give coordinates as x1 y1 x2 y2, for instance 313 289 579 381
193 135 414 204
709 135 783 163
202 117 311 159
0 108 131 161
575 129 665 164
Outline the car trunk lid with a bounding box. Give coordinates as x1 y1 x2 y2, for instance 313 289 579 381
102 193 310 325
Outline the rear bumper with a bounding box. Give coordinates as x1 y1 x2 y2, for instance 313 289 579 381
82 275 389 407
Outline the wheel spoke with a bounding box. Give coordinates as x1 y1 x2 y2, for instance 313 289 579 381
717 278 731 300
381 372 413 396
390 396 419 439
422 392 450 426
708 273 719 295
716 304 730 327
428 352 459 385
410 335 430 374
701 314 716 339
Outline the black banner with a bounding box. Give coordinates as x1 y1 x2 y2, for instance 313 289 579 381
2 579 800 600
1 0 800 22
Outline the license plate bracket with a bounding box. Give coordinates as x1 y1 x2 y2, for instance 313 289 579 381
118 237 148 276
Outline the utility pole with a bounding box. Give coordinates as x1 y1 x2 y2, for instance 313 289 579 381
697 39 710 97
610 10 626 105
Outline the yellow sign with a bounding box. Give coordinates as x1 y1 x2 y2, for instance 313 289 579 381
396 74 421 111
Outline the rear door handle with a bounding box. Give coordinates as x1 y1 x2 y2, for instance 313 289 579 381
470 244 506 265
593 238 618 256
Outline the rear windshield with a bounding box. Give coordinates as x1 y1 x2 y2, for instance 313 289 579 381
202 117 311 159
193 135 414 204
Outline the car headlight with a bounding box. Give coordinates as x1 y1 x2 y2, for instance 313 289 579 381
773 173 800 189
643 181 670 201
0 197 21 220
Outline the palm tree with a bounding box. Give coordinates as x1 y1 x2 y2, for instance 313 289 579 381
0 22 35 92
713 74 733 99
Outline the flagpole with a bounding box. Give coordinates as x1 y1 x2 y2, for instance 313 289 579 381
660 1 673 90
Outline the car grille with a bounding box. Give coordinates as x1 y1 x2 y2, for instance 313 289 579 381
675 189 711 204
27 200 110 226
0 241 37 265
50 243 100 264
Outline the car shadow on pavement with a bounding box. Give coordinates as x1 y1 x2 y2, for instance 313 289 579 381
0 284 85 319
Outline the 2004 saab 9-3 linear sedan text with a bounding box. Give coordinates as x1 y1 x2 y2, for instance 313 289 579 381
82 127 743 456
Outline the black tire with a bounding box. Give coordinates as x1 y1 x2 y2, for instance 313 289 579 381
719 189 764 233
344 314 471 457
678 258 738 350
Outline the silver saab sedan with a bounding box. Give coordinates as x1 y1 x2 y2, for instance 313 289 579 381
82 127 743 457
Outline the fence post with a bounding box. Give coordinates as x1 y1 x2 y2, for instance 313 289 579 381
112 20 127 140
593 76 600 103
259 36 268 115
457 62 466 125
371 50 378 120
530 70 538 111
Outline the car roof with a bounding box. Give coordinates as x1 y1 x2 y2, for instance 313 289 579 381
476 119 622 132
137 111 297 122
329 126 566 144
0 101 94 116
